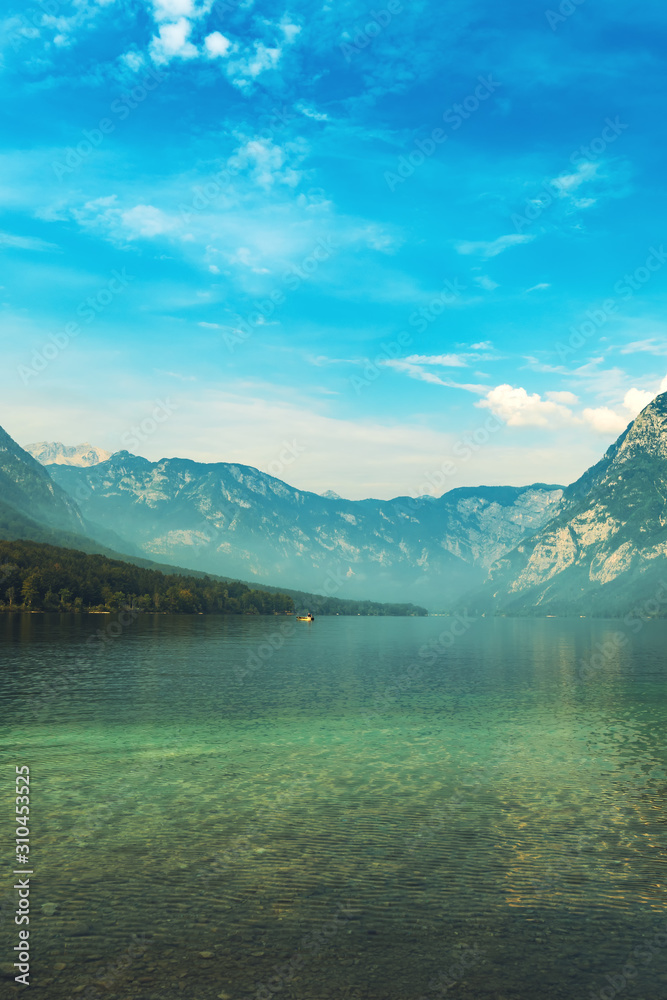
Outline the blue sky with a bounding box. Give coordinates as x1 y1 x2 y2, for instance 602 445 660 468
2 0 667 498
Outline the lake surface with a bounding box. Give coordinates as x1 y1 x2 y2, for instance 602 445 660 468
1 613 666 1000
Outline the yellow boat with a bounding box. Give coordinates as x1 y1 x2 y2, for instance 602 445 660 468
296 612 315 621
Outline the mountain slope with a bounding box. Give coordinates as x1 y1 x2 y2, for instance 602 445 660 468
48 451 563 606
476 392 667 615
0 426 88 534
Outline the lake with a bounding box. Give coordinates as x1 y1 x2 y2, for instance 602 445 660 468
1 613 666 1000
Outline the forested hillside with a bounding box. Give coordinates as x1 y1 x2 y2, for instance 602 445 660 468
0 541 428 616
0 540 294 615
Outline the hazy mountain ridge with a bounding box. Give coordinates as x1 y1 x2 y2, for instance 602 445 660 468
46 449 564 605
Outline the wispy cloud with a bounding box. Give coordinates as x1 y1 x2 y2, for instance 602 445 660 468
455 233 535 258
549 160 600 208
403 353 469 368
0 231 60 252
382 359 488 393
620 338 667 356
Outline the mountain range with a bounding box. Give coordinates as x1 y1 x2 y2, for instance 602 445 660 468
42 453 563 607
3 392 667 613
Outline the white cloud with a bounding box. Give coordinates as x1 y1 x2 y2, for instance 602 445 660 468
204 31 231 58
151 0 196 21
456 234 535 258
581 386 659 435
228 41 282 84
73 197 177 242
581 406 627 435
279 17 301 43
477 384 576 428
120 50 146 72
149 17 198 64
297 105 328 121
546 390 578 404
622 387 654 416
474 275 499 291
227 137 306 188
526 282 550 293
121 204 174 238
477 380 664 438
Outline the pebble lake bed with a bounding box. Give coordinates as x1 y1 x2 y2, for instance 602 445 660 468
1 613 666 999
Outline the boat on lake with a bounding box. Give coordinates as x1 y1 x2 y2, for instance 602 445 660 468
296 612 315 621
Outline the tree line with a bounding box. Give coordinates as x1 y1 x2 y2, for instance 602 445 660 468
0 540 294 615
0 540 429 616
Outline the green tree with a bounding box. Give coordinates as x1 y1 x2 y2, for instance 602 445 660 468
21 573 40 608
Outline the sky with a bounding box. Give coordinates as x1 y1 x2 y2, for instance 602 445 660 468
2 0 667 499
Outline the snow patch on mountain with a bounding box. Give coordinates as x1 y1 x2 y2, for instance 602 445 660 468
25 442 111 467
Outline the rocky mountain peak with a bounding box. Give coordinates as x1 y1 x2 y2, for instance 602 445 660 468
24 441 111 467
612 390 667 465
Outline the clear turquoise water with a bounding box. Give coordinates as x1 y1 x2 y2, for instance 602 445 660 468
1 613 666 999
